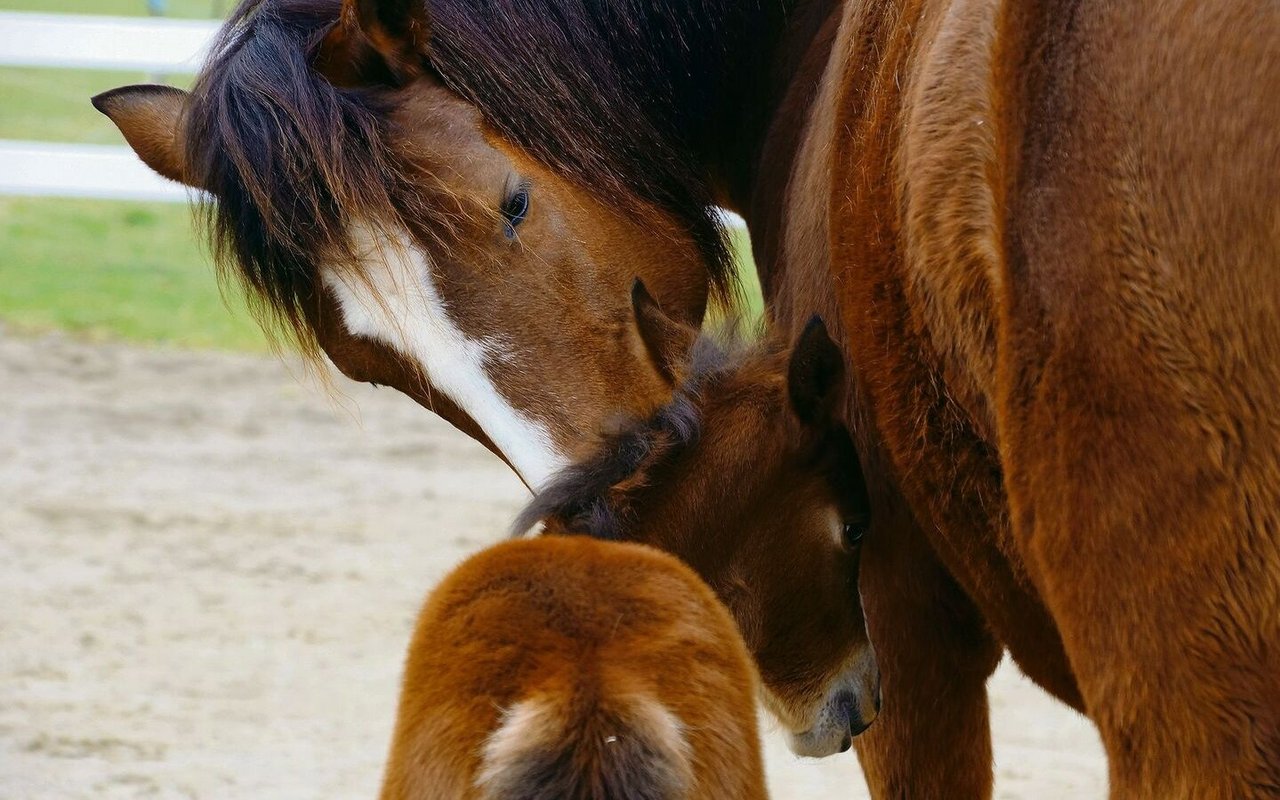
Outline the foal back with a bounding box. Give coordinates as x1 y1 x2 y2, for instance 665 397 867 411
380 536 766 800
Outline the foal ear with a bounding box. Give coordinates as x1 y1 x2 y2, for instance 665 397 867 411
632 279 696 386
315 0 431 86
92 85 202 190
788 316 846 425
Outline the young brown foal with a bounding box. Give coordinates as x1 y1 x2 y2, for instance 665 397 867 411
518 285 880 759
380 287 878 797
382 536 764 800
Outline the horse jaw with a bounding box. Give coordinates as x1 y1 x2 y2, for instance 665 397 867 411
320 222 566 490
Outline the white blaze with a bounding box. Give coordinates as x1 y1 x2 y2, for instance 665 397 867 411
322 224 566 489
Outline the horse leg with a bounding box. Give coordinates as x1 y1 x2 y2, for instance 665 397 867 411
1005 405 1280 799
1003 343 1280 798
854 502 1003 798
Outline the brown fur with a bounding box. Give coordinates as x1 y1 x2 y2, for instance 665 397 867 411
91 85 195 187
511 293 881 754
383 306 881 797
97 0 1280 793
745 0 1280 796
381 302 880 793
381 536 765 799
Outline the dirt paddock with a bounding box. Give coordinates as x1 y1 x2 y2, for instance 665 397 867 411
0 331 1106 798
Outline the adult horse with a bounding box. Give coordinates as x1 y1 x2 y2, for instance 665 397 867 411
98 0 1278 796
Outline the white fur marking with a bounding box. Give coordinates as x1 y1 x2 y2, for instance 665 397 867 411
476 696 691 794
322 224 565 489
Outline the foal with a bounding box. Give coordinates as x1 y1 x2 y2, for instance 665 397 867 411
380 284 878 798
382 536 764 800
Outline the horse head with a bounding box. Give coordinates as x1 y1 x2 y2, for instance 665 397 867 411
94 0 729 489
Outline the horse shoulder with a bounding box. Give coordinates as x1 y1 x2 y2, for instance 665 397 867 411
770 1 855 339
814 0 1009 445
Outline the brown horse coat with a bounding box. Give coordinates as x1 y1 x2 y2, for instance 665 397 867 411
750 0 1280 796
380 536 766 800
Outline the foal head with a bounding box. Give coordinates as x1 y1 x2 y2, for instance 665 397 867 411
94 0 729 489
517 284 880 757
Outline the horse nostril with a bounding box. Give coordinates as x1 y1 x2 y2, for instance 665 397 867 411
875 684 883 713
836 692 857 724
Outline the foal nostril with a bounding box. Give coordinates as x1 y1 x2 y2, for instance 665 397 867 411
835 692 857 724
836 687 878 737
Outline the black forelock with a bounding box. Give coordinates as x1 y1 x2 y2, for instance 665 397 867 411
186 0 413 348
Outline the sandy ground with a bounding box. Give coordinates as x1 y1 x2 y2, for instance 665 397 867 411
0 330 1107 799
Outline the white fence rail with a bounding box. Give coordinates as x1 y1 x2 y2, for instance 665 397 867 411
0 11 217 201
0 10 218 73
0 140 194 202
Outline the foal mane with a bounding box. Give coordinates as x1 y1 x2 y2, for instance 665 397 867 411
186 0 742 350
513 328 771 540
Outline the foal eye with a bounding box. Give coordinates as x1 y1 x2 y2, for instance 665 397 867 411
501 182 530 239
842 516 869 549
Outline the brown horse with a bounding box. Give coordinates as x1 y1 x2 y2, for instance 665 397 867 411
95 0 729 491
98 0 1279 795
381 295 878 798
383 536 766 799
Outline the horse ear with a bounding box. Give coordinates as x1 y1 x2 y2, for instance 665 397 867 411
632 279 696 386
788 315 846 425
314 0 431 86
92 85 203 190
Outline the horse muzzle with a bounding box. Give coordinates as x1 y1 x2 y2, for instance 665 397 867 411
786 647 880 758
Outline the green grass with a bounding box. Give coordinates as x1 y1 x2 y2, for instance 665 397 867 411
0 0 250 349
729 228 763 320
0 197 268 350
0 0 214 143
0 0 221 18
0 67 188 144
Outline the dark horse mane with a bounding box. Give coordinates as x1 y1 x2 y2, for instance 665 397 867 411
512 328 771 540
187 0 744 346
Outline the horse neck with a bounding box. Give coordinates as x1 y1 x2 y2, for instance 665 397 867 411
727 0 936 319
707 0 845 214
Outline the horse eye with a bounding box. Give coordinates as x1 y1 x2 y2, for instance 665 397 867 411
842 517 869 549
501 184 530 239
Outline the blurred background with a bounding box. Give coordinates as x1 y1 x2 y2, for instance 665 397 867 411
0 3 1106 797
